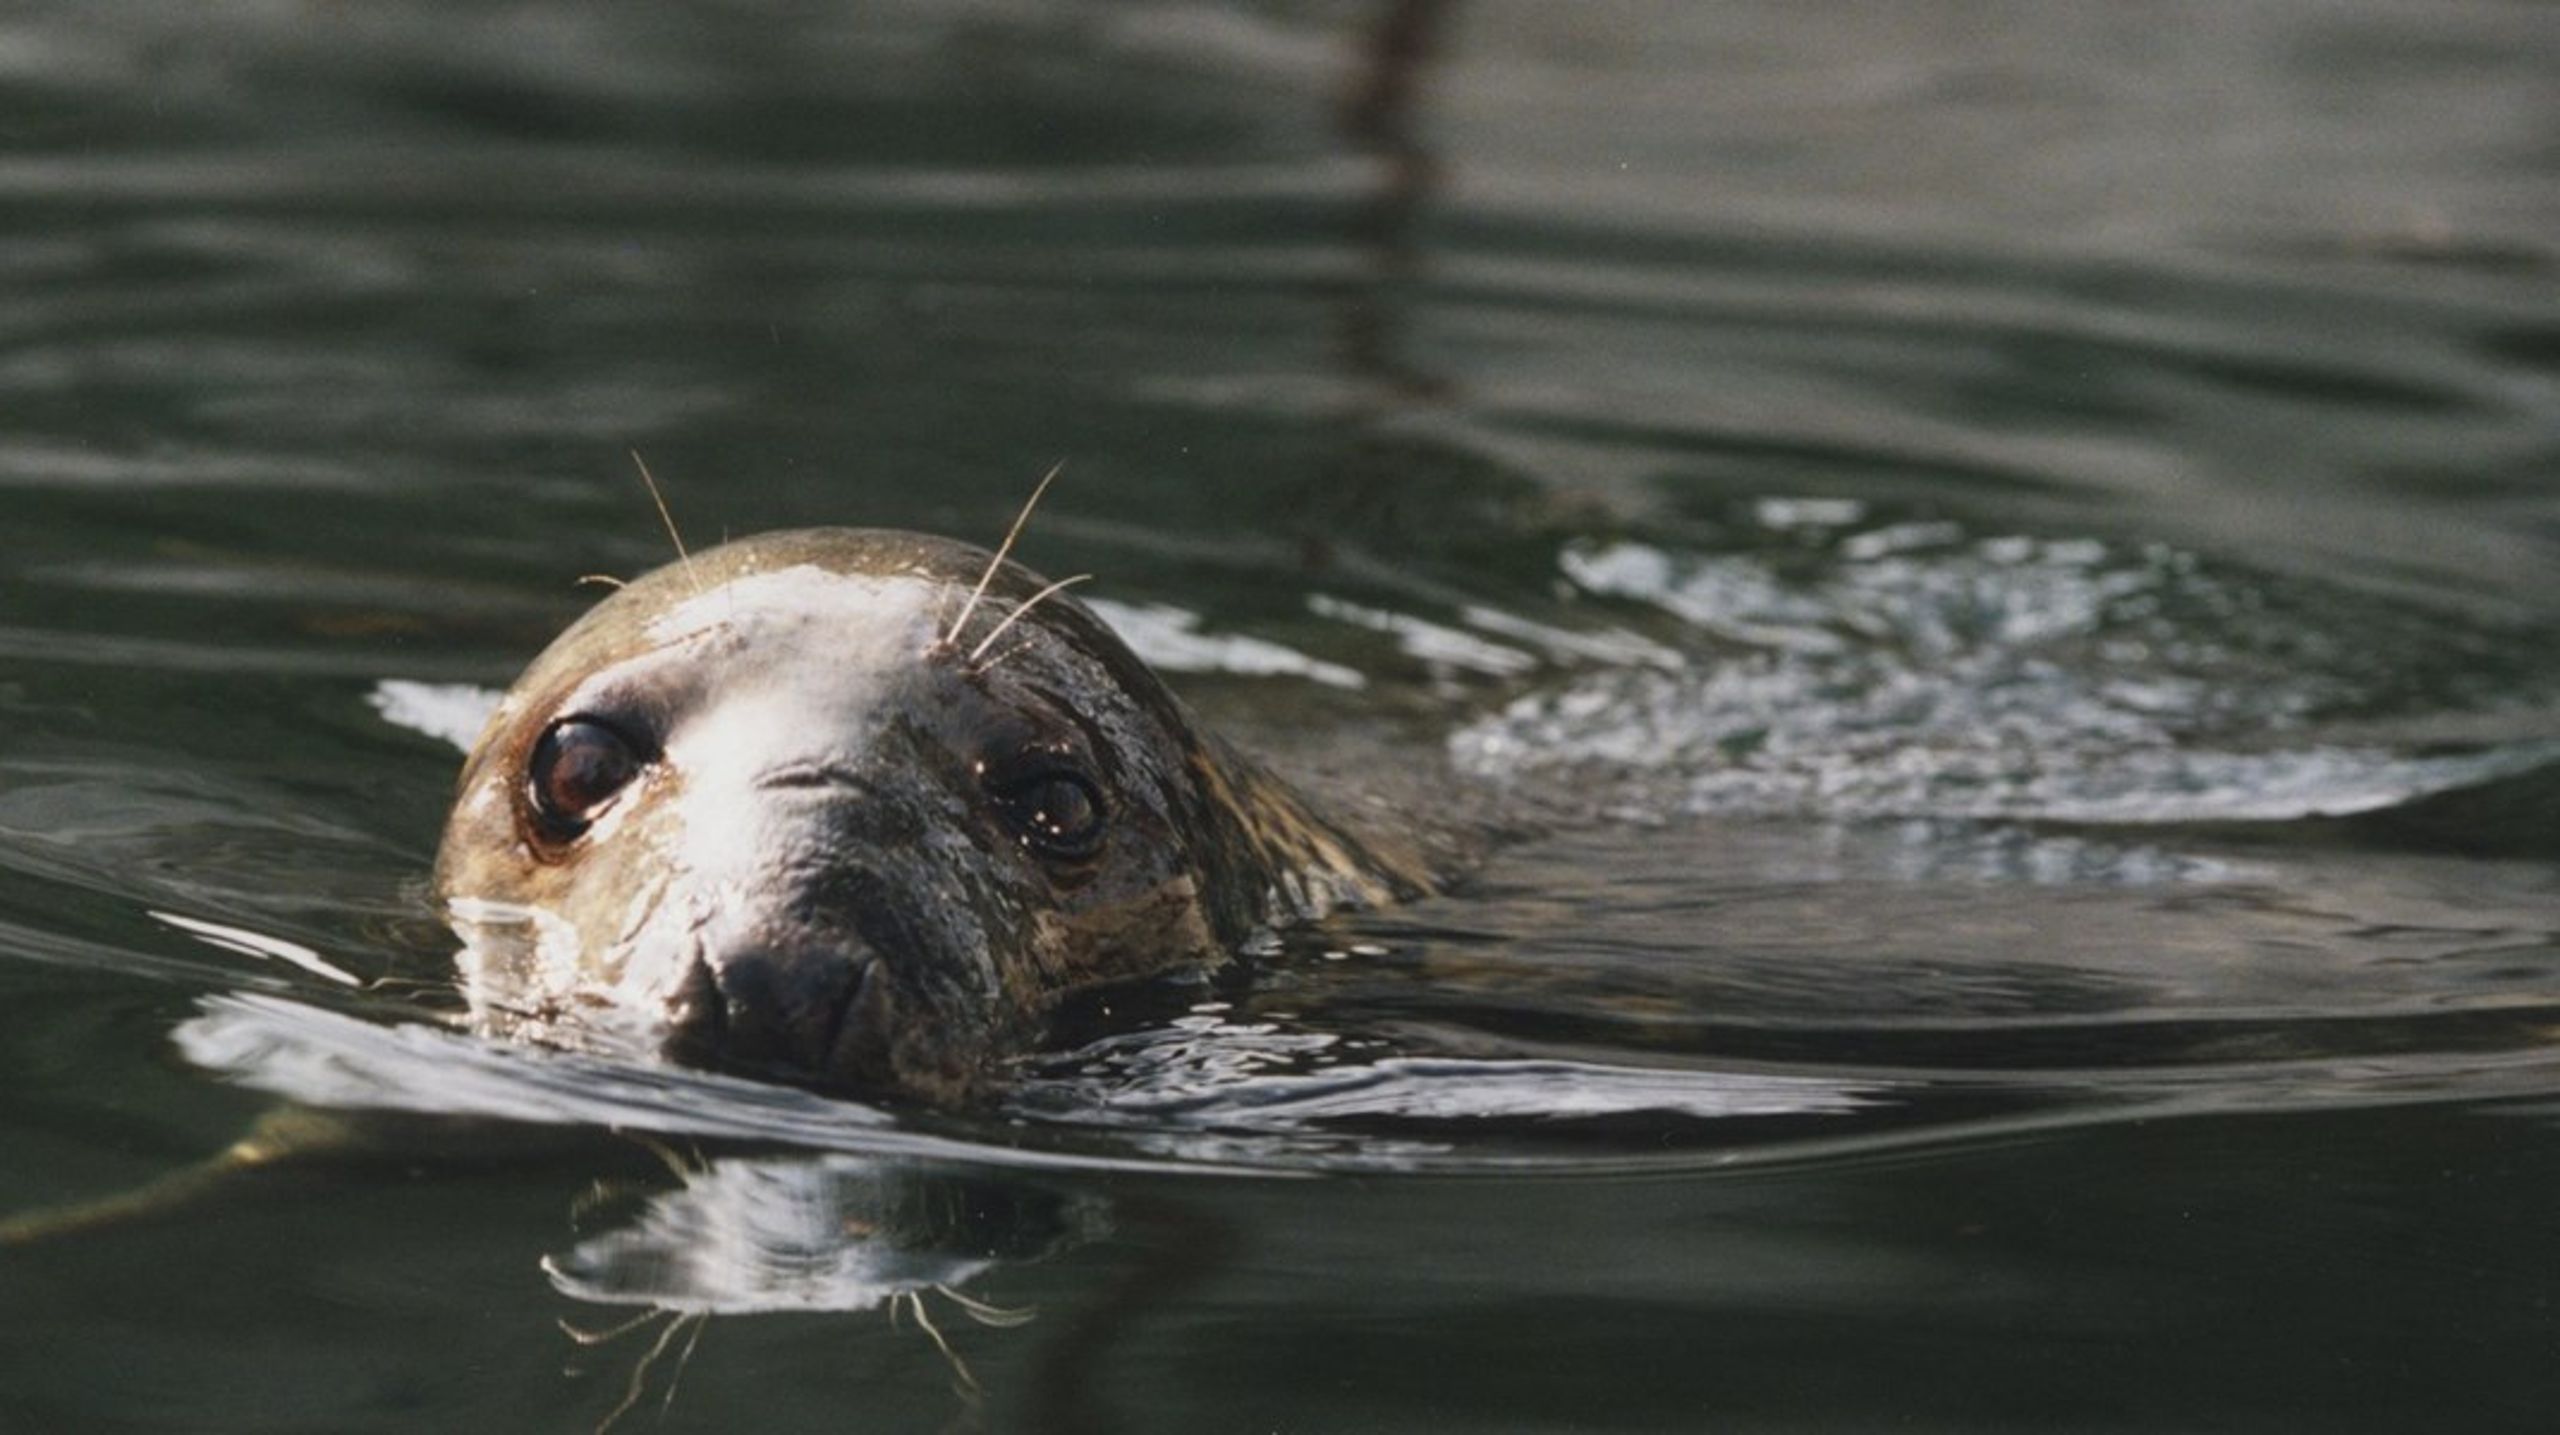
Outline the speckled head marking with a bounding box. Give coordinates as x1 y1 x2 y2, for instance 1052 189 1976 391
435 528 1425 1102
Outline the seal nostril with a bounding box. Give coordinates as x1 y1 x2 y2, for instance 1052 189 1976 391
665 954 726 1068
826 958 896 1087
698 944 869 1077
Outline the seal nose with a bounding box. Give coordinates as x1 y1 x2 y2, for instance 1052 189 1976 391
690 943 874 1078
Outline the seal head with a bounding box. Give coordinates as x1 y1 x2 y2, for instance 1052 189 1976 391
435 529 1421 1102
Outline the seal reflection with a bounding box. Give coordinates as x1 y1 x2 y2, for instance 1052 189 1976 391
549 1151 1103 1427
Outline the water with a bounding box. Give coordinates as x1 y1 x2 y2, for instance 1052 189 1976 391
3 1 2557 1430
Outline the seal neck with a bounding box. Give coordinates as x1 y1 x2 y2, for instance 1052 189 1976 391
1183 737 1439 935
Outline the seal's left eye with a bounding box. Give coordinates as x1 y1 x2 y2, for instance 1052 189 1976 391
529 718 644 839
993 771 1106 860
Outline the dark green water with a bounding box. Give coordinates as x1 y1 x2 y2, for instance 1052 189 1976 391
4 2 2558 1430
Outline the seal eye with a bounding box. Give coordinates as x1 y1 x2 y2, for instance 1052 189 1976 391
992 770 1106 861
528 718 644 840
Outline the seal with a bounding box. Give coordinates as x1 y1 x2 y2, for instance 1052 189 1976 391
435 527 1441 1102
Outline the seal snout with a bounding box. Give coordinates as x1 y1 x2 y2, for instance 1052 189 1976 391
675 938 883 1083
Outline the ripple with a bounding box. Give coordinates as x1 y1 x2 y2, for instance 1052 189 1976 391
1083 598 1364 690
1454 515 2560 825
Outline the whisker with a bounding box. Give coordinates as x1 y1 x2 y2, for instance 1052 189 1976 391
942 460 1064 648
973 638 1036 676
629 449 701 598
575 574 628 591
966 574 1092 666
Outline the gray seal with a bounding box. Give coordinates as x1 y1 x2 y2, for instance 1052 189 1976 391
436 529 1437 1102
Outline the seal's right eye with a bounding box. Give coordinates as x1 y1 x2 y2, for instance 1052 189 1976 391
528 718 644 840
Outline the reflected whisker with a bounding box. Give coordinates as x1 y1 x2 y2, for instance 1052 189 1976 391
353 974 450 997
559 1307 666 1348
594 1306 690 1435
624 1132 698 1181
567 1176 655 1228
904 1290 984 1400
935 1282 1038 1329
658 1313 709 1419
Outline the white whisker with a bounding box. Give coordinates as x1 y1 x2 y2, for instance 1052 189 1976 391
557 1308 664 1348
629 450 700 598
658 1314 708 1418
943 461 1064 648
966 574 1092 666
593 1308 686 1435
935 1282 1038 1329
907 1289 983 1399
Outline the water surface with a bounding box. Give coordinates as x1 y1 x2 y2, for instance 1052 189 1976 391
2 2 2556 1431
